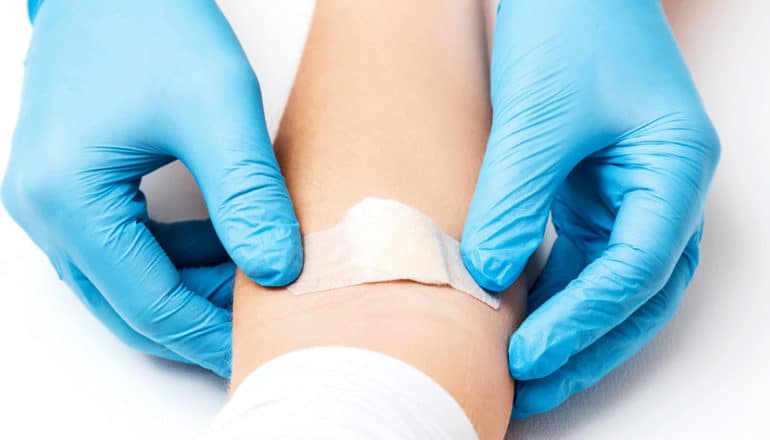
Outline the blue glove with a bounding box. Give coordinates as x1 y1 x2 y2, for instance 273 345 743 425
461 0 720 417
2 0 302 378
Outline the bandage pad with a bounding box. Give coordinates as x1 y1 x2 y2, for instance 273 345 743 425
288 198 500 309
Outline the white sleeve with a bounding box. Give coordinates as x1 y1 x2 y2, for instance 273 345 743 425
206 346 478 440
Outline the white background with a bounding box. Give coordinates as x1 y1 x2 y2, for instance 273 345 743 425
0 1 768 439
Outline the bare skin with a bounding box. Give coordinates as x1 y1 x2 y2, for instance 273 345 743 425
231 1 525 438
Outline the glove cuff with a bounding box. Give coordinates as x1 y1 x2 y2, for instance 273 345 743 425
28 0 44 23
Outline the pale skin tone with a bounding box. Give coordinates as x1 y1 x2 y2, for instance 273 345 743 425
231 1 525 438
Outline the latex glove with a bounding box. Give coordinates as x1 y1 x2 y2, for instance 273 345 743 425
2 0 302 378
461 0 720 417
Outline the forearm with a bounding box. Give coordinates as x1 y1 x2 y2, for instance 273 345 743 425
275 0 493 236
231 0 524 438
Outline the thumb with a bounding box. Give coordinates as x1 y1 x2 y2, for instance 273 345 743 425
181 94 302 287
461 120 578 292
463 1 609 292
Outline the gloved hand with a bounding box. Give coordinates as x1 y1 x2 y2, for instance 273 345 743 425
1 0 302 378
461 0 720 417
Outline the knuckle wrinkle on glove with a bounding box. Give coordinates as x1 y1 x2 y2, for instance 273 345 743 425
603 242 669 296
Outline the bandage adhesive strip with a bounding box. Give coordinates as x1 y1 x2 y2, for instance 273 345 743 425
288 198 500 309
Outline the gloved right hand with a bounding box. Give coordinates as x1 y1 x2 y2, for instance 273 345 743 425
2 0 302 378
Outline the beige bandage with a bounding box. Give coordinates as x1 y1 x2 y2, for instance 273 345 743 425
288 198 500 309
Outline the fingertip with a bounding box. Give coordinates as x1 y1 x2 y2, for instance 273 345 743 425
508 323 568 381
191 334 231 379
460 243 520 293
509 408 531 420
508 332 537 379
212 359 232 379
509 397 536 420
510 383 538 420
186 311 233 378
237 224 303 287
200 323 232 379
510 380 563 420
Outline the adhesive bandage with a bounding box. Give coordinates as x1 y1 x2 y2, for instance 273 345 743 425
288 198 500 309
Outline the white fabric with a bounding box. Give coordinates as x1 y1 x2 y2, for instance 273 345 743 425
288 198 500 309
208 346 478 439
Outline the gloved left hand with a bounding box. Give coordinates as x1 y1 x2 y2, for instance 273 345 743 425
2 0 302 378
461 0 720 417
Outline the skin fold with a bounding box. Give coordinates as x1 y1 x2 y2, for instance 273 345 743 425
232 1 524 438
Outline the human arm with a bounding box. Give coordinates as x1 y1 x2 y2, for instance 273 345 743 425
230 0 524 437
461 0 720 417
